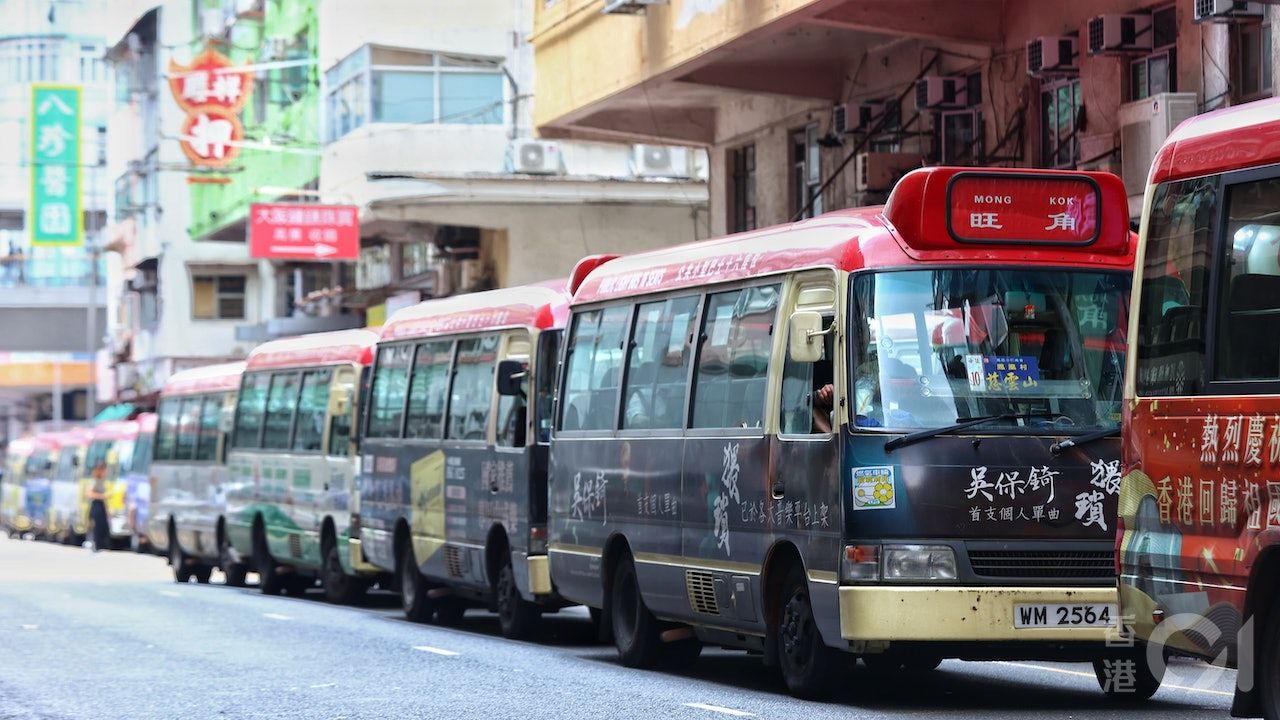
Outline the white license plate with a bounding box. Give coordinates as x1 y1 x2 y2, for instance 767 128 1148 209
1014 603 1116 628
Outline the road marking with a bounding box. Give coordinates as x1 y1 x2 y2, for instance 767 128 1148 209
158 590 181 598
262 613 292 621
412 645 459 657
309 683 336 689
995 661 1235 698
20 624 37 631
682 703 754 717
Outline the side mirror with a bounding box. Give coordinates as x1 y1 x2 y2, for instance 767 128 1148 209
788 310 827 363
328 386 353 417
496 359 528 397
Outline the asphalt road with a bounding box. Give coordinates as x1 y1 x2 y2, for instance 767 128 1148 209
0 535 1239 720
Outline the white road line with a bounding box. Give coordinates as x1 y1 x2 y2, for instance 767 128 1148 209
20 624 37 631
412 645 459 657
682 702 755 717
309 683 336 689
158 590 181 598
262 612 292 621
995 661 1235 698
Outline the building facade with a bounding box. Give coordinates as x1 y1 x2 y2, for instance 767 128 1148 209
532 0 1278 233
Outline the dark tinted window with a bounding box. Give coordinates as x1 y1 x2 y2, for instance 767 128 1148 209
368 344 412 438
448 336 498 441
560 306 629 431
233 373 271 448
262 373 302 450
195 394 221 461
405 341 453 439
691 285 779 429
1215 174 1280 381
175 396 201 460
155 398 180 460
623 296 698 430
293 369 332 452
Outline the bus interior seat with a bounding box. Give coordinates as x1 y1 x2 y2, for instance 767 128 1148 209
1225 273 1280 378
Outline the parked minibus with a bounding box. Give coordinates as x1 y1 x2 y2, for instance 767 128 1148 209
124 413 157 551
358 281 572 637
1119 96 1280 718
21 433 63 540
83 420 143 548
549 166 1139 698
151 362 246 583
44 428 93 544
1 437 35 536
224 329 377 602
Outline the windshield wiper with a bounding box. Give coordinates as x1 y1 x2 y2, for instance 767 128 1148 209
1050 427 1121 456
884 412 1064 452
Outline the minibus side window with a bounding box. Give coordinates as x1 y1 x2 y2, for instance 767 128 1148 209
497 334 530 448
156 399 180 460
405 341 453 440
448 335 499 441
691 285 779 429
233 373 271 449
262 372 302 450
194 393 221 461
623 296 698 430
175 396 202 460
293 369 332 453
780 316 834 434
560 307 629 431
535 330 561 443
368 344 413 438
1214 174 1280 382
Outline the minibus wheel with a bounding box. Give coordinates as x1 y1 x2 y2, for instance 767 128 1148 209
193 565 213 584
611 554 661 668
497 556 540 639
1259 610 1280 719
254 523 287 596
170 539 193 584
322 539 366 605
400 545 434 623
776 567 836 698
220 539 248 588
1092 643 1163 701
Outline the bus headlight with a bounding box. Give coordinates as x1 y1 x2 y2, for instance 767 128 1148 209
881 545 957 582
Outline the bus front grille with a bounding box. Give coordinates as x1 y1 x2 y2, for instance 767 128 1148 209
967 550 1114 579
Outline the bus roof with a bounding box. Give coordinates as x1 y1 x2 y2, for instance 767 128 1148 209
92 420 140 443
1150 96 1280 185
245 328 379 371
137 412 158 433
572 167 1132 305
31 429 92 451
380 280 570 342
162 361 246 397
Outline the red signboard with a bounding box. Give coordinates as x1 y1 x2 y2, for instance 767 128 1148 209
946 173 1101 245
168 47 253 170
249 203 360 260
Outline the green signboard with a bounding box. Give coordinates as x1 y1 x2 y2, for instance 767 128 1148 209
29 83 83 247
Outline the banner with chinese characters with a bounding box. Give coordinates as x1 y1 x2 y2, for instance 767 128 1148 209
947 173 1101 245
168 47 253 170
29 84 82 247
248 203 360 260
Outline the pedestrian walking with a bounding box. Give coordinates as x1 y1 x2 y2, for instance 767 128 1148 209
86 460 110 552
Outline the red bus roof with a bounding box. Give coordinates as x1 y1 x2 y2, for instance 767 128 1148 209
246 328 380 371
380 281 570 342
573 167 1133 305
137 412 158 433
1150 96 1280 186
162 361 246 397
31 429 92 451
92 420 140 443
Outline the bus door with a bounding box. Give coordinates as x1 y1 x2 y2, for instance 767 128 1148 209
676 284 779 622
490 331 533 575
772 272 843 632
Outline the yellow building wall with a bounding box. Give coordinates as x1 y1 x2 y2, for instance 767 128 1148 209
532 0 820 128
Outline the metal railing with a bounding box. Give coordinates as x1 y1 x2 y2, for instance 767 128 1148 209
0 257 100 288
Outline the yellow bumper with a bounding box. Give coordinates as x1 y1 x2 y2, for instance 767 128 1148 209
527 555 552 595
347 538 382 574
840 585 1119 642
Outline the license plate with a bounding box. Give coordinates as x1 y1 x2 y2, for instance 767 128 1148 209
1014 603 1115 628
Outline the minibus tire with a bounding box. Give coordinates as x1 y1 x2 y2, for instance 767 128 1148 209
170 540 193 583
221 542 248 588
1260 610 1280 720
435 597 467 625
776 567 836 698
611 555 661 668
497 558 540 639
400 546 435 623
193 565 213 584
254 525 287 596
322 540 366 605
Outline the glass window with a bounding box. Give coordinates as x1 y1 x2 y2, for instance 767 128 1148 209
560 306 630 431
292 369 332 452
692 286 779 429
623 296 698 430
448 336 498 440
261 373 301 450
1131 9 1177 102
1040 80 1081 168
792 125 822 219
730 145 756 233
855 269 1131 430
195 394 221 461
1214 175 1280 381
233 374 270 448
329 369 357 457
1134 178 1219 396
534 330 562 444
132 433 154 475
374 70 434 123
497 354 529 449
175 396 202 460
405 341 453 439
155 398 180 460
368 344 412 437
942 109 980 165
440 72 503 123
780 316 836 434
192 275 246 320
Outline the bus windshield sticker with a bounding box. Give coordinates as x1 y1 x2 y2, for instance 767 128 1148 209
852 466 895 511
980 356 1040 393
964 354 984 391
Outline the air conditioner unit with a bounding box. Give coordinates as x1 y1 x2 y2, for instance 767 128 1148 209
1026 36 1079 76
834 101 893 134
915 76 968 110
510 139 563 175
855 152 922 193
602 0 666 14
632 145 691 178
1194 0 1264 21
1118 92 1198 198
1087 14 1154 55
